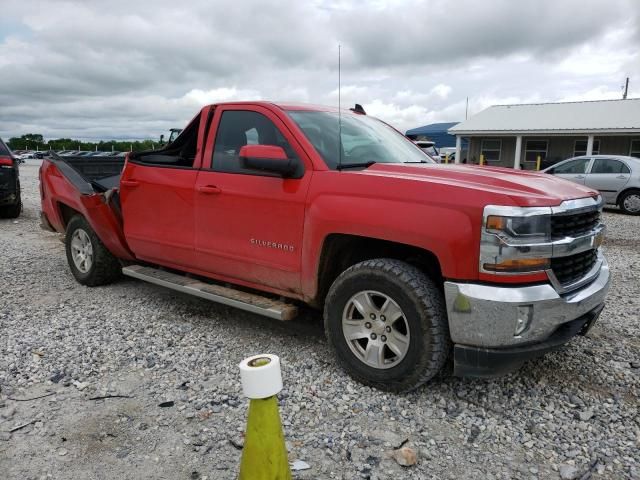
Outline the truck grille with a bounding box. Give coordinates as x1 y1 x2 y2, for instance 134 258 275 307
551 249 598 286
551 210 600 238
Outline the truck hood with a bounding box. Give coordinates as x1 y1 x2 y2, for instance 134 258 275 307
362 163 599 207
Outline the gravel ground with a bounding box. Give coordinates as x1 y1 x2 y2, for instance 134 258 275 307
1 162 639 480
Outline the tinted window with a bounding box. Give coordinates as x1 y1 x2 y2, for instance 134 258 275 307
0 139 10 156
574 139 600 156
213 111 299 175
553 158 590 174
481 139 501 162
524 140 547 163
591 159 630 174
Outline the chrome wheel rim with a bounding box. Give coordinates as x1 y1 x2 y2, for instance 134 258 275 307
342 290 410 369
623 194 640 213
70 229 93 273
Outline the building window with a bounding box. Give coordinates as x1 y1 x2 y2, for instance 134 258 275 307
630 140 640 158
574 139 600 156
480 139 501 163
524 140 548 163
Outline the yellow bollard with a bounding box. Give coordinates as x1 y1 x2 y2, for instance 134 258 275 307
536 155 541 171
238 354 291 480
479 154 485 166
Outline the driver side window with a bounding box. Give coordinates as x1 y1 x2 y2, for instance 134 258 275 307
212 110 299 175
554 158 590 174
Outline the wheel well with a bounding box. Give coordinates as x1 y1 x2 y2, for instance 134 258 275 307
315 234 443 307
57 202 80 229
617 187 640 205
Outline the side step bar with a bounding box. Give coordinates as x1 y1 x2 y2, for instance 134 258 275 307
122 265 298 321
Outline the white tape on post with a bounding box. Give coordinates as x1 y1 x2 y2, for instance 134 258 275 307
239 354 283 399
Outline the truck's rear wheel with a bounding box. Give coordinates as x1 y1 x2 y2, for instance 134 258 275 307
65 215 121 286
324 258 450 392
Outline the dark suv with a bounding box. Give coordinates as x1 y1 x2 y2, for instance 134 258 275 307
0 138 21 218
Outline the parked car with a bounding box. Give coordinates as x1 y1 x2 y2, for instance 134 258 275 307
414 140 441 162
543 155 640 215
438 147 456 162
0 137 22 218
40 101 610 391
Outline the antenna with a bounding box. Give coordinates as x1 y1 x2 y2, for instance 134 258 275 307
338 44 342 170
623 77 629 99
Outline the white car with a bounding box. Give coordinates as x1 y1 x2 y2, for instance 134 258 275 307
543 155 640 215
414 141 441 162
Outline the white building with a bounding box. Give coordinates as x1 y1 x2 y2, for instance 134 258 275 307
449 98 640 169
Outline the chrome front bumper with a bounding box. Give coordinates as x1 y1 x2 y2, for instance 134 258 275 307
444 256 610 348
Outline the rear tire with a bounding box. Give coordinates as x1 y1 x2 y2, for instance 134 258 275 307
0 189 22 219
65 215 121 286
619 189 640 215
324 258 450 392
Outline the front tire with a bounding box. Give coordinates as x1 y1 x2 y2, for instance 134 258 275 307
619 189 640 215
65 215 121 286
324 258 450 392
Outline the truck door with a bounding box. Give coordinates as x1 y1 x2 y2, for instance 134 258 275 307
194 106 312 293
120 161 198 268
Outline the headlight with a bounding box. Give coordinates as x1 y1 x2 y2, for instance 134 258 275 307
486 215 551 241
481 206 553 275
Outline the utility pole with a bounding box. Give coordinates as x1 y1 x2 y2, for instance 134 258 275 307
465 97 469 120
623 77 629 99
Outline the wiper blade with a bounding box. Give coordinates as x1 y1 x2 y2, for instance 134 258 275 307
337 161 377 170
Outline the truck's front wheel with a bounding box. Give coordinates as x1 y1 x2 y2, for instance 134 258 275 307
324 259 450 392
65 215 121 286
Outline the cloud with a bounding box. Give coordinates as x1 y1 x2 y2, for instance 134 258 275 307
0 0 638 139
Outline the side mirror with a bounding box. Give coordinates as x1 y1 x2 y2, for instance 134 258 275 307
239 145 297 177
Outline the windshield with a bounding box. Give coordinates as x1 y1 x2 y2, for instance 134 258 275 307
287 111 434 169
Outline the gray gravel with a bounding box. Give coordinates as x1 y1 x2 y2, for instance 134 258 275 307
1 162 639 479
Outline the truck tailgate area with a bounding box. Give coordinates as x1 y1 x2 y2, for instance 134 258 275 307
40 155 134 261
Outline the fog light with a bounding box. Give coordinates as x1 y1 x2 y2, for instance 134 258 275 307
515 305 533 336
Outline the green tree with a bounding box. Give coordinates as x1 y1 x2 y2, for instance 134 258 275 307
8 134 160 153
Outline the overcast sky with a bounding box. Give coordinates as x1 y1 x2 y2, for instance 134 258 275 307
1 0 639 141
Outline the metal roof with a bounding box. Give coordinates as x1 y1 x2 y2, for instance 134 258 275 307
405 122 461 148
406 122 460 136
449 98 640 135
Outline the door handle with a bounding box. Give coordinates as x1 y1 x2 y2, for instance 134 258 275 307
197 185 221 194
617 175 627 179
575 175 585 179
121 179 139 187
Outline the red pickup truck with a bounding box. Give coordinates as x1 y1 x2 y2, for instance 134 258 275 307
40 102 610 391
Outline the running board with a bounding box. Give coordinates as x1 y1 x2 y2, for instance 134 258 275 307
122 265 298 321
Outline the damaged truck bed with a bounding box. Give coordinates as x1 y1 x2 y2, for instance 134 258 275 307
39 154 135 261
